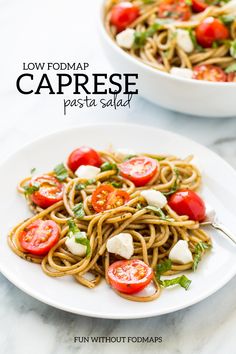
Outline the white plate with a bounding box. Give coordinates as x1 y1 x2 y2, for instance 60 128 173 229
0 123 235 319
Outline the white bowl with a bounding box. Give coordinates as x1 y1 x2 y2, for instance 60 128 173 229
99 1 236 118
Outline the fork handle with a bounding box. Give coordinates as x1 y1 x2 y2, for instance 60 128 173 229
212 222 236 245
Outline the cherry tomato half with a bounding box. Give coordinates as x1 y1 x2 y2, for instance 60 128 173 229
108 259 153 294
193 64 226 82
106 189 130 210
195 17 229 48
227 72 236 82
119 156 158 187
158 0 191 21
67 146 102 173
30 175 64 209
91 185 130 212
19 220 60 255
110 2 140 32
168 189 206 221
192 0 208 13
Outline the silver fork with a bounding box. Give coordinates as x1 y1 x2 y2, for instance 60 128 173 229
201 206 236 245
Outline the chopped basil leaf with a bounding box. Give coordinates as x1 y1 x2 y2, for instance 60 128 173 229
110 181 123 188
53 163 68 181
67 219 79 234
146 205 174 221
142 0 155 3
212 41 219 49
225 62 236 73
163 168 180 196
161 275 191 290
156 259 172 280
75 233 91 256
23 181 40 195
30 167 36 174
230 40 236 59
193 242 211 271
219 14 236 25
136 202 142 210
75 178 96 191
67 219 90 256
185 0 192 4
188 28 203 51
134 23 162 48
73 203 85 219
123 154 137 161
101 161 118 173
156 260 191 290
75 183 87 191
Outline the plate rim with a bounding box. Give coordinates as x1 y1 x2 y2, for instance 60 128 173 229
0 122 236 319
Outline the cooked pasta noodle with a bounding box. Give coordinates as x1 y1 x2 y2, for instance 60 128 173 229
8 149 211 302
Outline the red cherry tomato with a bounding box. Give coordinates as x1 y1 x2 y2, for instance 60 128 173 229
227 72 236 82
168 189 206 221
195 17 229 48
91 185 114 212
30 175 64 209
108 259 153 294
110 2 140 32
193 64 226 82
91 185 130 212
192 0 208 13
106 189 130 210
67 146 102 173
119 156 158 187
19 220 60 255
158 0 191 21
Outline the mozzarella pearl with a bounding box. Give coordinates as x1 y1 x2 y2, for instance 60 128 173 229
140 190 167 209
107 233 134 259
169 240 193 264
75 165 101 179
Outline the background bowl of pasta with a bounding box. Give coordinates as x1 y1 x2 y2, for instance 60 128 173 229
100 0 236 117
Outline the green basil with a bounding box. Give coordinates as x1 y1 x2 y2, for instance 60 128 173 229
134 23 162 48
73 203 85 219
23 181 40 195
30 167 36 174
230 40 236 59
225 62 236 73
193 242 211 271
161 275 191 290
219 14 236 25
156 259 172 280
53 163 68 181
100 161 118 172
75 178 96 191
163 168 180 196
67 219 90 256
188 28 203 51
110 181 123 188
75 233 91 256
146 205 174 221
156 260 191 290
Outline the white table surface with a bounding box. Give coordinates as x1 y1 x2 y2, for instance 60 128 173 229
1 1 236 353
